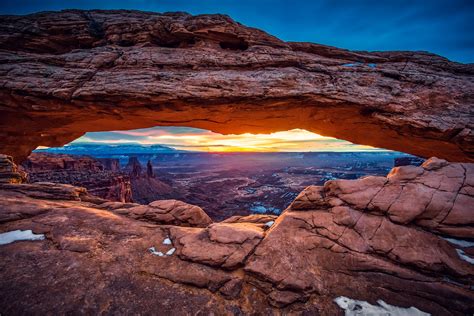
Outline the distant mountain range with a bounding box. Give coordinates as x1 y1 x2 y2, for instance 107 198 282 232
34 143 181 156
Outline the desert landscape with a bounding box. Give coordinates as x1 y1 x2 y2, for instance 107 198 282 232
27 145 414 220
0 4 473 315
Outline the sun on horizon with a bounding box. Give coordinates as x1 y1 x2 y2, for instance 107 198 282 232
47 127 387 153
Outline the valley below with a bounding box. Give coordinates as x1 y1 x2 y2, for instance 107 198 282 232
25 149 411 220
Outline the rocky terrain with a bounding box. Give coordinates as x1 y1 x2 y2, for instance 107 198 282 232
22 153 179 204
148 152 400 220
123 156 175 203
0 9 473 315
0 10 473 162
0 154 473 314
25 151 402 220
23 153 133 202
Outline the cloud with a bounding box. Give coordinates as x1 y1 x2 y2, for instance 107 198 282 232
73 127 385 152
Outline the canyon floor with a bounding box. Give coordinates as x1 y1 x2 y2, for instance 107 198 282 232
24 151 406 220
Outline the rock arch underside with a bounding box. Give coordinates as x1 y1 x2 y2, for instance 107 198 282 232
0 10 473 315
0 10 474 162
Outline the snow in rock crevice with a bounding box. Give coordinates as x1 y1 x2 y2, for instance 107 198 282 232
162 237 172 245
456 249 474 265
0 230 45 245
148 247 164 257
334 296 430 316
442 237 474 248
148 246 175 257
264 221 275 228
442 237 474 264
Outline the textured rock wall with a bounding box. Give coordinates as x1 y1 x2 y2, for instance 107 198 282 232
23 153 132 202
0 154 27 184
0 10 473 162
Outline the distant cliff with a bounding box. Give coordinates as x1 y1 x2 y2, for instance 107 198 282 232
124 156 174 203
23 153 132 202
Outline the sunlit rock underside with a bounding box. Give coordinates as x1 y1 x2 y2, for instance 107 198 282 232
0 10 473 162
0 155 473 314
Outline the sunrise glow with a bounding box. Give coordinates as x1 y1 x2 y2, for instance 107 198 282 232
73 127 382 152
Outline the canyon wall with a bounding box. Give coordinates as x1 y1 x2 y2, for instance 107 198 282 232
23 153 132 202
0 10 473 162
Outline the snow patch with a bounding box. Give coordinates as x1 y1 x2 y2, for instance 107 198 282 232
264 221 275 228
334 296 430 316
148 247 164 257
163 237 172 245
456 249 474 265
166 248 176 256
0 230 45 245
250 203 281 214
149 245 175 257
342 63 360 67
342 62 376 68
443 237 474 248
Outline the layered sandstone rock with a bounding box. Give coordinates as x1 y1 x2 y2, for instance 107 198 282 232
0 10 473 162
245 157 474 312
107 199 213 227
122 157 174 203
23 153 133 202
0 181 101 204
0 154 26 184
23 153 103 172
97 158 121 172
0 158 472 314
222 214 278 224
171 222 264 269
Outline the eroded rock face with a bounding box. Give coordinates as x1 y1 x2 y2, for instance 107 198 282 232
122 157 174 204
171 222 265 269
0 157 472 314
23 152 104 172
0 154 26 184
107 199 213 227
0 10 473 162
23 153 133 202
245 157 474 313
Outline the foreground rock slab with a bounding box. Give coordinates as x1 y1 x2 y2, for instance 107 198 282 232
0 157 473 315
105 199 213 227
246 158 474 313
0 10 473 162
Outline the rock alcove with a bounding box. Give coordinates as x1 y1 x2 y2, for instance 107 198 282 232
0 10 473 315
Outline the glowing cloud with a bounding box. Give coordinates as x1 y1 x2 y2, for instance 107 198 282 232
73 127 384 152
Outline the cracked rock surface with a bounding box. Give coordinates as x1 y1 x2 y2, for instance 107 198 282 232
0 10 473 162
105 199 213 227
0 157 473 314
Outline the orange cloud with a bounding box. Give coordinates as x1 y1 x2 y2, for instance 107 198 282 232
75 128 382 152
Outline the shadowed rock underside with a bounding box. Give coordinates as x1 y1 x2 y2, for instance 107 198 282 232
0 10 473 162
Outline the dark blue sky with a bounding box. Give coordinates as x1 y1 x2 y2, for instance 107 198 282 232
1 0 473 63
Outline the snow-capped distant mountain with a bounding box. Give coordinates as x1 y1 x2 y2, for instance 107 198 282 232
34 143 181 156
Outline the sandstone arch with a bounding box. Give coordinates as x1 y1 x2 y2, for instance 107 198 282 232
0 10 473 162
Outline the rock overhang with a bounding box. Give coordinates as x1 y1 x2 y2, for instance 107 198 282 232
0 9 473 163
